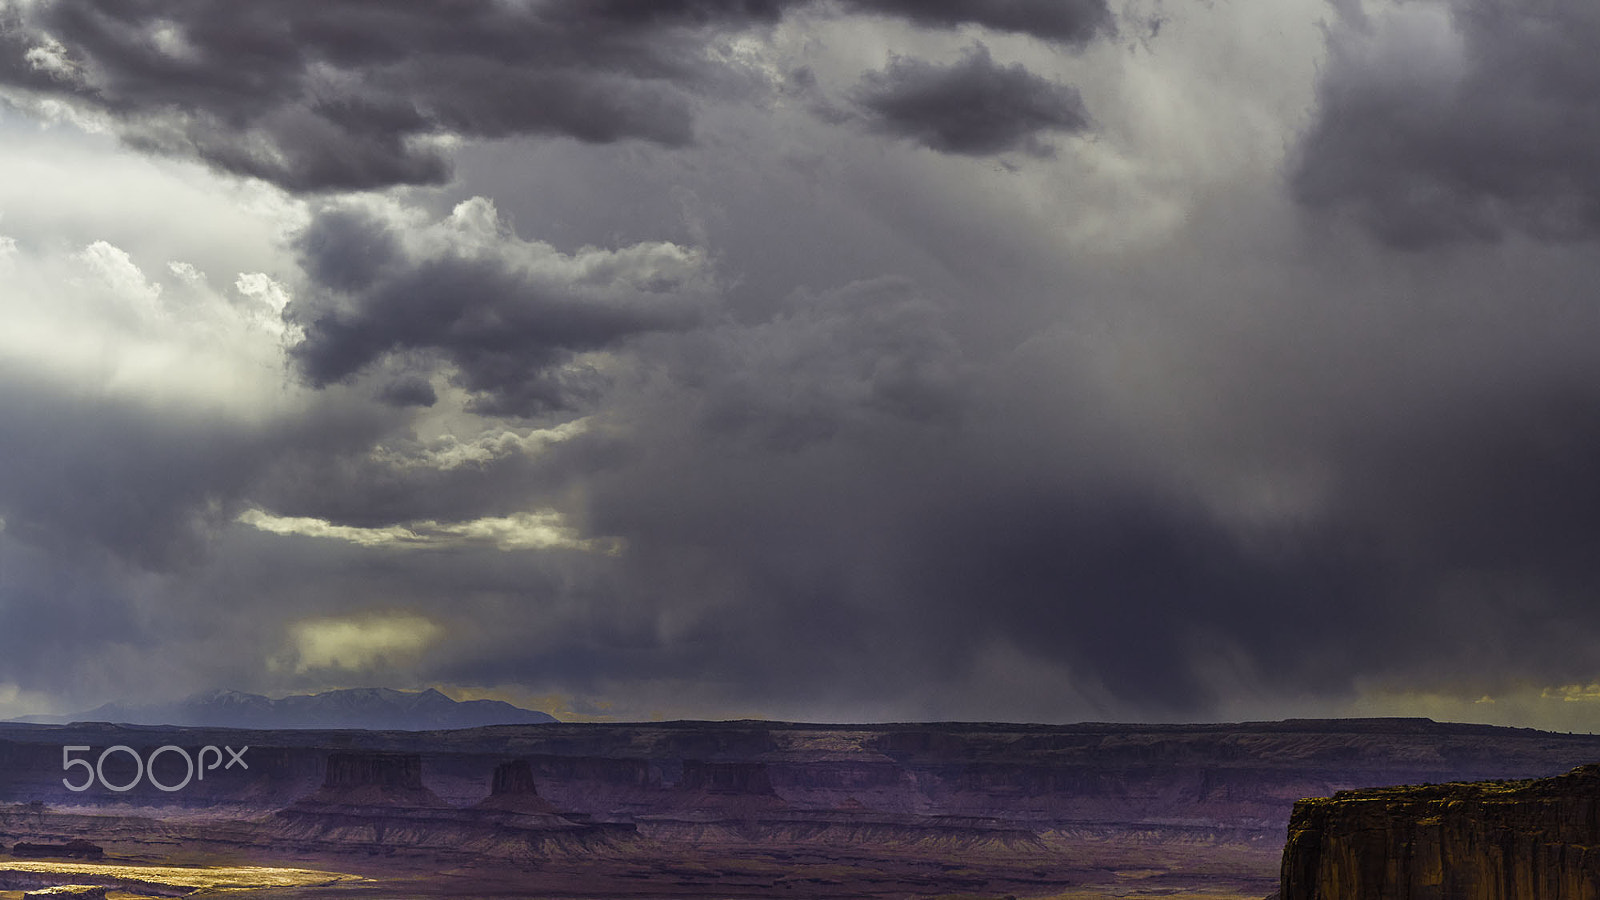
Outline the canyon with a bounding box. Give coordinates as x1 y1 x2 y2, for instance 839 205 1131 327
0 717 1597 898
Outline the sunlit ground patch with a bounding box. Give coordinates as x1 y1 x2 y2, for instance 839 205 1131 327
1024 883 1273 890
0 861 366 894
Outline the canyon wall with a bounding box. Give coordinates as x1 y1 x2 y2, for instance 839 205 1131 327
5 718 1600 837
1281 764 1600 899
489 759 539 797
680 761 777 796
322 751 425 791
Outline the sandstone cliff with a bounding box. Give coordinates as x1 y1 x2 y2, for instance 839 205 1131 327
275 752 634 858
471 759 564 816
470 755 572 819
291 751 450 809
1281 763 1600 899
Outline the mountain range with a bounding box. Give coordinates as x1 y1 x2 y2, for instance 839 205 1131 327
7 687 558 730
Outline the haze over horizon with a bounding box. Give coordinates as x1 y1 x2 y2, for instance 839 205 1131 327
2 0 1599 731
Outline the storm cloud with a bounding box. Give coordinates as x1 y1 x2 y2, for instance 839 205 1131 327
290 197 714 416
1293 0 1600 247
6 0 1600 728
0 0 1113 192
850 44 1090 156
842 0 1113 44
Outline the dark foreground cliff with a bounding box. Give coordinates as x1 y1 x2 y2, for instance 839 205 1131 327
1281 764 1600 899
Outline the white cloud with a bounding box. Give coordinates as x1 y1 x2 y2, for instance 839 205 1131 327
369 417 590 471
237 508 619 553
236 510 423 547
442 512 618 552
0 112 306 283
0 114 307 423
234 272 301 342
0 239 300 417
75 240 165 322
417 195 717 300
22 33 80 83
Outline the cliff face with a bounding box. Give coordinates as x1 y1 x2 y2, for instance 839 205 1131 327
294 752 450 809
473 759 564 815
680 761 777 796
8 718 1600 834
490 759 540 797
277 753 634 858
1281 764 1600 899
323 752 425 791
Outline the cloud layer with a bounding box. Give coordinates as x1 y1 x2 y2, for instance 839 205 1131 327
4 0 1600 728
0 0 1112 191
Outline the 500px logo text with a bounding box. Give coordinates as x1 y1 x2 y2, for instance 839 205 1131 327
62 745 249 792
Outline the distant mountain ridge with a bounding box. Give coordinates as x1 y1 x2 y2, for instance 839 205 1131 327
9 687 558 730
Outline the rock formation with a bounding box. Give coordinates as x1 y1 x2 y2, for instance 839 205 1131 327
276 752 634 856
322 751 426 792
9 839 104 859
292 751 450 809
472 759 563 816
1280 763 1600 899
9 717 1600 828
493 758 539 796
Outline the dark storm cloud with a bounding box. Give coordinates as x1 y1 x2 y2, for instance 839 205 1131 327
547 0 793 27
289 198 711 416
376 375 438 409
14 0 1600 728
1293 0 1600 247
1339 382 1600 589
1251 372 1600 695
842 0 1112 44
679 278 970 446
554 368 1600 716
0 0 1115 192
528 282 1291 713
0 537 160 702
389 233 1600 719
571 427 1331 714
893 488 1379 711
0 0 726 191
850 45 1090 156
566 0 1115 43
553 0 1114 42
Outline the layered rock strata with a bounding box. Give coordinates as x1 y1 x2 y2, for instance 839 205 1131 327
1281 763 1600 899
680 761 777 795
294 751 450 808
276 753 633 856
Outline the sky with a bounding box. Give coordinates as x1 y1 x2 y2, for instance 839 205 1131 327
2 0 1600 728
